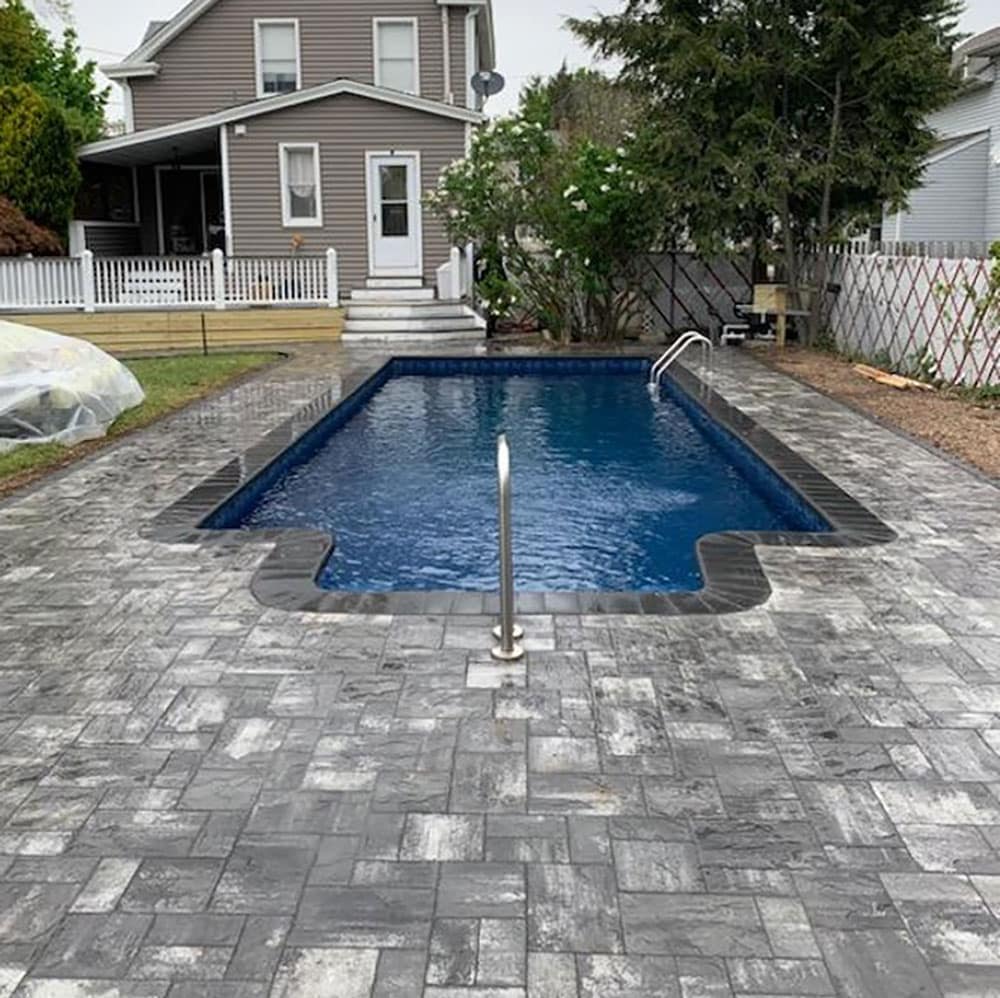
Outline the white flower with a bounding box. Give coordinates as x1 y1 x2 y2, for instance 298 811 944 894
572 199 589 212
605 163 621 175
554 248 564 259
449 207 460 218
616 146 627 157
600 184 610 193
584 257 591 267
511 123 524 136
562 185 579 199
624 130 636 140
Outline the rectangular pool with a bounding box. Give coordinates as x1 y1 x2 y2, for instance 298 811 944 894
205 357 830 594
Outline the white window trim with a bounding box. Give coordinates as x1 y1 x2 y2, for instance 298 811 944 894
372 17 420 95
279 142 323 228
465 10 479 109
254 18 301 99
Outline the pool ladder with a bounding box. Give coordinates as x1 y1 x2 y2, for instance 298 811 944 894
649 331 713 390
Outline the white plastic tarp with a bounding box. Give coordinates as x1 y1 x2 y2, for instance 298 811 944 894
0 321 145 452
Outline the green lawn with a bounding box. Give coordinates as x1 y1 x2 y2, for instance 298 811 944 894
0 351 280 494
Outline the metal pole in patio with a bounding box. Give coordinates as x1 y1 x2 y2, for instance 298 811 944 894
492 433 524 661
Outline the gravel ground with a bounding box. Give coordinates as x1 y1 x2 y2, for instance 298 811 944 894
752 344 1000 480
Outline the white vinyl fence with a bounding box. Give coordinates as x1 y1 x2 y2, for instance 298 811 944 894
0 248 339 313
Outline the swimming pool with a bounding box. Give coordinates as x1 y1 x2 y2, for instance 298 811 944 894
204 356 832 595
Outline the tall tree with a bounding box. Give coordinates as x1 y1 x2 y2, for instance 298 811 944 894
521 64 640 146
0 0 107 143
0 83 80 234
570 0 962 339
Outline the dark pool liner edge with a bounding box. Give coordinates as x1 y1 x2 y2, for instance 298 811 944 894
146 355 895 615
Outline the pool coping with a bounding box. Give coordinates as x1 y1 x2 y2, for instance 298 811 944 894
146 353 896 616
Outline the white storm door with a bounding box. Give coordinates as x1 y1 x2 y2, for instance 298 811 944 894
367 152 422 276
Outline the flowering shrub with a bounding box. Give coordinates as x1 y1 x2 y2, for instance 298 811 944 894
427 114 663 341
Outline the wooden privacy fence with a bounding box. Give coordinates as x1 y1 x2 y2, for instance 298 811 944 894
825 245 1000 389
0 248 340 313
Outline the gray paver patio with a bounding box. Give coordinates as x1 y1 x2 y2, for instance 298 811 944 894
1 342 999 996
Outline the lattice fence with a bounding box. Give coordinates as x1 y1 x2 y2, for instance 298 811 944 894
827 249 1000 389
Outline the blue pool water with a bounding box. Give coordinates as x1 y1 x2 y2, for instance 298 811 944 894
213 358 829 592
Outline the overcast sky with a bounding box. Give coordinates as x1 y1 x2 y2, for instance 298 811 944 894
45 0 1000 122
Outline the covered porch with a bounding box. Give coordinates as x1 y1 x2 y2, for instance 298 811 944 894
73 125 224 260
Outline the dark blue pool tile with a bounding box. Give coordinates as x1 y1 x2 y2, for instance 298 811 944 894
148 353 894 616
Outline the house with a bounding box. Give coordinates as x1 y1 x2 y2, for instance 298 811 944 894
70 0 494 336
882 27 1000 246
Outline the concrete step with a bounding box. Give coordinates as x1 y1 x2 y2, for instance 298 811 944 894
342 327 487 343
346 302 470 320
365 277 424 288
349 287 436 302
343 314 486 334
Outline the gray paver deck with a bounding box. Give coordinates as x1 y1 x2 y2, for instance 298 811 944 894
1 342 999 997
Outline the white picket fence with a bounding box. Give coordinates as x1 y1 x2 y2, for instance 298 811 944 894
0 248 339 313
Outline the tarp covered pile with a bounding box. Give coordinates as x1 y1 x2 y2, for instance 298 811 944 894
0 321 145 452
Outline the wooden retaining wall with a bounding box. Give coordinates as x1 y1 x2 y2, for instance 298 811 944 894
5 307 343 355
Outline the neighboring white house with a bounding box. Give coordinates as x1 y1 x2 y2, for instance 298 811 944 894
883 27 1000 244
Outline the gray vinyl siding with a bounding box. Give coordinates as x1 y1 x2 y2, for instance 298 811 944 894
130 0 474 130
886 139 989 242
886 74 1000 242
227 93 467 289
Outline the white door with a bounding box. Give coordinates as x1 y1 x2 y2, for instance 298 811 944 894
367 152 422 276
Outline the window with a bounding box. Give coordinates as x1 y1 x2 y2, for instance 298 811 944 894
255 20 300 97
279 143 322 226
374 18 419 94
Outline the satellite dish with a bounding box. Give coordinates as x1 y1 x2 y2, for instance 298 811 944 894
471 70 505 98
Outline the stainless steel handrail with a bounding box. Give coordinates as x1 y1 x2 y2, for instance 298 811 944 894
649 331 712 389
491 433 524 661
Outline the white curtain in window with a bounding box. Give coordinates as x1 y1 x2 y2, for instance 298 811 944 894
377 22 416 93
286 148 317 219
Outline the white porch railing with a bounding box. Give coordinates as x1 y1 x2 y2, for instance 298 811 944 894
0 248 340 313
436 242 475 302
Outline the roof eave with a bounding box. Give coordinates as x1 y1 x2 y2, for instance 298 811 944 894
102 61 160 80
79 80 485 161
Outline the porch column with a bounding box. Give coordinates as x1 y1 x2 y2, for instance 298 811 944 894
219 124 234 257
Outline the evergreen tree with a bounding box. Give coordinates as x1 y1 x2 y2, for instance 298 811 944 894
570 0 962 338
